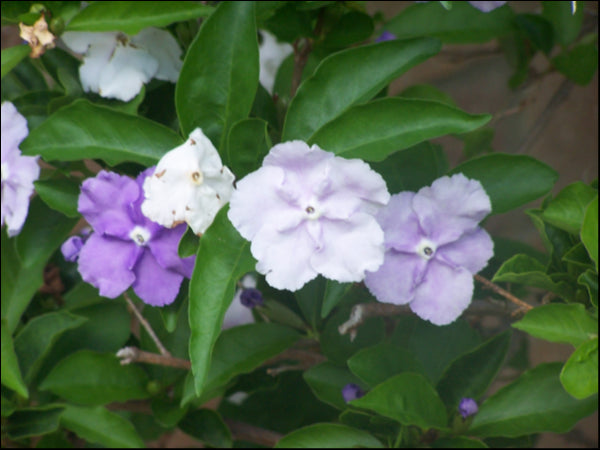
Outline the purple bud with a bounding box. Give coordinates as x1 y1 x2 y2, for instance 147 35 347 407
458 397 478 419
342 383 365 403
61 236 85 262
240 288 264 308
376 31 396 42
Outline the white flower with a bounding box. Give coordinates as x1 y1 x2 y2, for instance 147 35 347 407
61 28 182 102
141 128 235 235
1 102 40 237
259 30 293 94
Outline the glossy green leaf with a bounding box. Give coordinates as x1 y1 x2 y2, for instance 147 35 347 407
34 178 80 218
563 242 593 267
542 182 598 234
178 226 200 259
188 207 256 396
295 276 326 330
14 311 88 382
512 303 597 347
310 98 490 161
384 1 514 43
21 99 183 166
1 57 48 102
1 319 28 398
578 269 598 307
179 409 232 448
542 1 584 46
275 423 384 448
320 280 352 319
1 45 30 79
351 373 447 430
176 1 258 151
5 405 64 440
283 38 441 142
263 2 313 42
322 11 374 49
39 350 150 405
303 362 365 410
66 1 213 34
398 83 457 107
347 342 426 388
555 42 598 85
60 404 145 448
450 153 558 215
469 362 598 437
581 195 598 270
560 337 598 399
436 331 511 408
227 118 271 178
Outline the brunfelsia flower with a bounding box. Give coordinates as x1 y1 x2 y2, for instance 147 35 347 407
222 274 263 329
258 30 293 94
342 383 366 403
61 27 182 102
141 128 235 235
458 397 479 419
75 169 195 306
1 102 40 237
364 174 494 326
228 141 390 291
19 15 56 58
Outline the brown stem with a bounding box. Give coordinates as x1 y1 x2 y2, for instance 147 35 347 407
116 346 191 370
264 348 327 375
474 274 534 312
290 38 312 98
338 303 411 341
124 292 171 356
225 419 283 447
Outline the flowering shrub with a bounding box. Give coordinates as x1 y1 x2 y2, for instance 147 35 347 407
1 1 597 448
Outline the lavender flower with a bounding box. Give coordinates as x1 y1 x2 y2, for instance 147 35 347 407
458 397 479 419
364 174 493 326
376 31 397 42
1 102 40 237
342 383 366 403
468 1 506 12
75 169 195 306
61 236 85 262
228 141 390 291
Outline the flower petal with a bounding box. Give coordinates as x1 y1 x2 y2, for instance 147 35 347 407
148 223 195 278
1 102 28 158
376 192 423 252
77 37 116 95
131 27 182 83
436 227 494 274
222 295 255 329
132 249 183 306
409 259 474 325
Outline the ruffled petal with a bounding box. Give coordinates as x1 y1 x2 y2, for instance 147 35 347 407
1 102 28 159
77 38 116 95
364 251 427 305
376 192 423 252
77 233 137 298
132 249 183 306
131 27 182 82
436 227 494 274
148 223 195 278
409 259 474 325
61 31 118 54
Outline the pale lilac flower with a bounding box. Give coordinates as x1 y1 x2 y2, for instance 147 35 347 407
376 31 397 42
222 274 261 329
76 169 195 306
1 102 40 237
342 383 365 403
61 28 182 102
228 141 390 291
458 397 479 419
468 1 506 12
364 174 493 326
141 128 235 235
259 30 293 94
61 227 91 262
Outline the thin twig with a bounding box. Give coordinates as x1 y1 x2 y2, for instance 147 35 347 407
264 348 327 375
116 346 191 369
124 292 171 356
290 38 312 98
474 274 534 313
224 419 283 447
338 303 411 341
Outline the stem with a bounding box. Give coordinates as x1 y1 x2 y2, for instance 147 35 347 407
225 419 283 447
338 303 411 341
124 292 171 356
116 346 191 369
290 38 312 98
474 274 534 312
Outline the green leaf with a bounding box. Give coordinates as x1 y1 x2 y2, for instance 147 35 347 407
303 362 365 410
560 337 598 399
469 362 598 437
460 127 495 159
178 409 232 448
512 303 597 347
310 98 490 161
14 311 88 382
578 269 598 307
436 331 511 408
275 423 384 448
21 99 183 166
542 1 584 46
581 195 598 270
450 153 558 215
398 83 457 107
295 276 326 330
39 350 150 405
283 38 441 142
320 280 352 319
5 405 64 440
384 1 514 44
1 45 30 79
188 207 256 396
347 342 426 388
322 11 374 49
1 319 28 398
176 1 258 151
351 373 448 430
178 226 200 259
66 1 213 34
34 178 80 218
227 118 271 178
60 404 145 448
553 42 598 86
514 14 554 55
542 182 598 234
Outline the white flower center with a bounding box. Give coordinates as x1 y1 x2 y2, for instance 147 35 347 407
190 170 204 185
129 225 151 246
303 202 322 220
416 238 437 260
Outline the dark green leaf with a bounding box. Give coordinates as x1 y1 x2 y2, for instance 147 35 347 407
151 397 188 428
553 42 599 85
511 303 597 347
351 373 448 430
578 269 598 307
227 118 271 178
542 1 584 46
295 276 326 330
1 57 47 102
179 409 232 448
275 423 384 448
5 405 64 440
322 11 374 49
320 280 352 319
563 242 593 268
398 83 457 107
514 14 554 55
263 3 313 42
283 38 441 142
310 98 490 161
450 153 558 215
460 127 495 158
303 362 365 410
469 362 598 437
66 1 213 34
1 45 30 79
542 182 598 234
1 319 28 398
178 226 200 259
34 178 80 218
176 1 258 151
560 337 598 399
581 195 598 270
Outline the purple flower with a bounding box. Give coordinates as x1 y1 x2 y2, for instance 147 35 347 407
342 383 365 403
223 274 260 329
61 236 85 262
75 169 195 306
458 397 479 419
240 288 264 308
1 102 40 237
228 141 390 291
468 1 506 12
376 31 396 42
364 174 494 326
